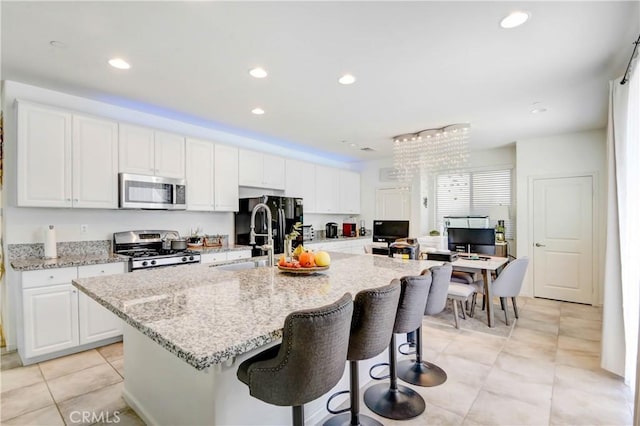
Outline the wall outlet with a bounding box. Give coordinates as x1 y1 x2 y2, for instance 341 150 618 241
81 224 88 233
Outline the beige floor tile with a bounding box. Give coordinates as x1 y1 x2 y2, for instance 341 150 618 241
57 382 127 426
559 315 602 331
555 348 601 371
1 364 44 393
483 366 553 406
502 340 556 363
558 324 602 342
518 307 561 324
466 389 551 426
1 351 24 371
431 353 492 388
520 302 561 318
2 405 64 426
47 363 122 403
554 365 628 400
523 297 562 309
443 338 503 366
94 408 145 426
515 316 559 335
493 352 555 384
550 385 632 426
39 350 106 380
417 378 481 417
381 401 464 426
96 342 123 362
110 358 124 378
0 382 54 422
510 326 558 350
557 335 600 354
560 302 602 320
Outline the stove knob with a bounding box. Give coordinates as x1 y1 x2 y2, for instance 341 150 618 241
151 260 157 265
189 255 194 261
182 257 187 262
142 261 148 267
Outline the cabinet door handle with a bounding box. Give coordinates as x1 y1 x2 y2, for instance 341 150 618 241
535 243 546 247
49 276 54 279
72 289 77 293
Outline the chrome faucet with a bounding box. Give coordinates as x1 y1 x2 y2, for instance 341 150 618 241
249 203 275 267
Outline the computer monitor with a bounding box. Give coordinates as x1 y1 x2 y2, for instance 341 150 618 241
447 227 496 254
373 220 410 244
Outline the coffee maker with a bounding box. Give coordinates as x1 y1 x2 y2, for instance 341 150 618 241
359 220 366 236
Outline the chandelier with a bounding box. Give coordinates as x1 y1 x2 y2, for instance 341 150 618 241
392 123 470 179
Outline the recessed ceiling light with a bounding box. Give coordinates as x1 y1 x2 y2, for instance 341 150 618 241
249 67 268 78
49 40 67 48
531 108 547 114
108 58 131 70
500 11 530 29
251 108 265 115
338 74 356 85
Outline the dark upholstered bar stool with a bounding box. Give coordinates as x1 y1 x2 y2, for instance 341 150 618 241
324 280 402 426
237 293 354 426
397 264 452 387
364 273 432 420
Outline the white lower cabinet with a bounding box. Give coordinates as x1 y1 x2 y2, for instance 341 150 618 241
21 263 125 361
201 250 253 264
77 264 125 344
305 238 372 255
23 284 79 358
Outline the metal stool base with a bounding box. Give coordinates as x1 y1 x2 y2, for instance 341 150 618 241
323 412 383 426
396 359 447 387
363 383 425 420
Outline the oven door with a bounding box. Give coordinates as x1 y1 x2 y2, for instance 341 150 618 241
119 173 186 210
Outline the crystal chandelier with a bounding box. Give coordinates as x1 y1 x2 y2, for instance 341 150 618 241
392 123 470 180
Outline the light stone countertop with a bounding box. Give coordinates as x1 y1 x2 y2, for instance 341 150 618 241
11 254 128 271
72 252 442 370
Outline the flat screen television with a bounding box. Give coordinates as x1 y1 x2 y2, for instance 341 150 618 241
447 227 496 254
373 220 410 243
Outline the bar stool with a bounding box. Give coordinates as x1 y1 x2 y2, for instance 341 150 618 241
397 264 452 387
237 293 354 426
363 273 432 420
324 280 402 426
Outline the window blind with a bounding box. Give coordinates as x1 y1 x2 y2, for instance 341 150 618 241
436 169 514 239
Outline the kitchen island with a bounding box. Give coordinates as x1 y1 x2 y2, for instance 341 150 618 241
72 252 440 425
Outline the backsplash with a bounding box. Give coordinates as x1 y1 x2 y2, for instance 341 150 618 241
8 240 112 260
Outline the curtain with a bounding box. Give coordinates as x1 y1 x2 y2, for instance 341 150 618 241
602 64 640 388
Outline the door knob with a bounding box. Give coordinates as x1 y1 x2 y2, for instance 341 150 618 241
535 243 546 247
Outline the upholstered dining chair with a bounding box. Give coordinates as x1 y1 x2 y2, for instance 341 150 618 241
470 257 529 325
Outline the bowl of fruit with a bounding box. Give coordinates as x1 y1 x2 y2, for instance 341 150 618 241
278 249 331 274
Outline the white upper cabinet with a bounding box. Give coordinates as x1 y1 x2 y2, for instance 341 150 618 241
238 149 285 189
17 101 118 209
72 114 119 208
17 101 73 207
338 170 361 214
119 124 185 178
186 138 215 211
186 139 239 212
214 144 239 211
285 159 316 212
314 165 340 214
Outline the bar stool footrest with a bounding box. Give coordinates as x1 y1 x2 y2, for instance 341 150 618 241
397 342 417 355
368 362 390 380
326 390 350 415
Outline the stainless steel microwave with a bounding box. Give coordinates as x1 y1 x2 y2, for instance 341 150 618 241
118 173 186 210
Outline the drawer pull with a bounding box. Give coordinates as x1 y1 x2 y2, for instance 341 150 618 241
49 276 54 279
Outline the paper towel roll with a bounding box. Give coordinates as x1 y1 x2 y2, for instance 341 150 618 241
44 225 57 259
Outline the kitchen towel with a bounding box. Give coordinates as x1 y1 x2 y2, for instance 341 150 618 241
44 225 57 259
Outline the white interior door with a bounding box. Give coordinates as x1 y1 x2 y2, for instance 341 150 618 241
375 188 411 220
533 176 594 304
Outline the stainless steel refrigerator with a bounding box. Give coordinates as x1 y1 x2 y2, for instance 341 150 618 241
235 196 304 257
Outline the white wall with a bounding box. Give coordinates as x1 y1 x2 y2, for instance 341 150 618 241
515 129 607 301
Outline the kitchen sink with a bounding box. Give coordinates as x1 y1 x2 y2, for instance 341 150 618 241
212 259 269 271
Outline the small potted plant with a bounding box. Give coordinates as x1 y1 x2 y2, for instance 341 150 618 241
187 226 203 249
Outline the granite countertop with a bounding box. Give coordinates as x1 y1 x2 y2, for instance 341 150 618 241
11 254 128 271
306 235 372 243
72 252 441 370
189 244 253 254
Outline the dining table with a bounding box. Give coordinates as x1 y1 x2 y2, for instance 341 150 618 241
450 254 510 327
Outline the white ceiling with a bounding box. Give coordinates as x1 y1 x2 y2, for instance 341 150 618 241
2 1 638 162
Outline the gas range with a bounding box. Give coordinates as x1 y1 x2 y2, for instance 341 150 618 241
114 230 201 271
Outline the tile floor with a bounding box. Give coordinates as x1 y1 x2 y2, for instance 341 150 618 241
0 296 634 425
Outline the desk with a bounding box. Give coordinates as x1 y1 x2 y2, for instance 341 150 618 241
452 256 509 327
